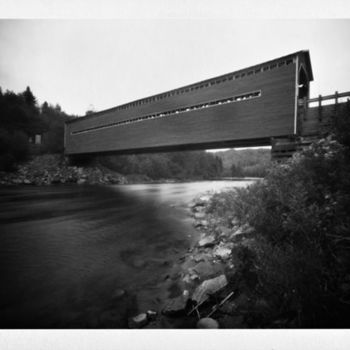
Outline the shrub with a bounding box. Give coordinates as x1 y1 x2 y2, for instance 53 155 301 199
209 129 350 326
0 128 30 171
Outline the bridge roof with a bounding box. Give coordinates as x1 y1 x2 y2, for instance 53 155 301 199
66 50 313 124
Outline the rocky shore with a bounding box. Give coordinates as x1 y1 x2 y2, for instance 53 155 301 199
0 154 127 186
127 192 272 329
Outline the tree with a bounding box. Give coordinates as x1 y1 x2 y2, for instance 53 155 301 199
22 86 36 107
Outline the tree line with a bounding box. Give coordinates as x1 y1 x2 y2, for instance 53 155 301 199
0 86 74 170
99 151 223 181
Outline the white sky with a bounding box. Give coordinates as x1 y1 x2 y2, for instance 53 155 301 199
0 18 350 116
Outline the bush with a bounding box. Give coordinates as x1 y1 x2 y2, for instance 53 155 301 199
209 128 350 326
0 128 30 171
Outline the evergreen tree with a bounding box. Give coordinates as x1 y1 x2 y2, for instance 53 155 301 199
22 86 36 107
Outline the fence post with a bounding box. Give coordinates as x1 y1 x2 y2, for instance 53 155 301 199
318 94 322 121
334 91 339 117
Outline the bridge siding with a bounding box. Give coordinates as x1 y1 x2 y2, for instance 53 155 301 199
301 102 350 136
66 60 298 154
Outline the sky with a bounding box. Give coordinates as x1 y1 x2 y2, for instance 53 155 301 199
1 19 350 116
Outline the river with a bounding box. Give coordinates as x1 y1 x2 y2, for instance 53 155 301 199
0 180 253 328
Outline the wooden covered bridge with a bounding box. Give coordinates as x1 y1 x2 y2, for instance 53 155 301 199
64 50 349 158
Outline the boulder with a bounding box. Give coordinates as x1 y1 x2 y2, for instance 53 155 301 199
192 275 228 304
198 236 215 248
146 310 157 321
193 252 211 263
233 224 254 236
128 313 148 328
213 244 233 260
193 195 211 207
231 217 240 225
193 261 223 279
162 290 189 316
196 317 219 329
218 226 232 237
194 212 206 219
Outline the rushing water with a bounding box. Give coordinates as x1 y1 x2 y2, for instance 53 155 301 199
0 180 253 328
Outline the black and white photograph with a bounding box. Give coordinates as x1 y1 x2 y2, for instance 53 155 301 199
0 0 350 349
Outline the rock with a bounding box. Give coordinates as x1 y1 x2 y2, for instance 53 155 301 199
200 220 209 227
213 245 232 260
218 226 232 237
162 290 189 316
23 179 31 185
111 288 126 299
192 195 210 208
231 218 240 226
182 274 192 284
77 179 86 185
146 310 157 321
197 317 219 329
194 212 206 219
192 275 228 304
198 236 215 248
193 253 211 263
193 261 223 279
233 224 254 236
128 313 148 328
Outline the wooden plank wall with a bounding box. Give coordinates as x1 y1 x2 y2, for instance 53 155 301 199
65 62 297 155
301 101 350 137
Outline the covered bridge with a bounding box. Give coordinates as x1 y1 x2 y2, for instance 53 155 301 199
65 50 314 155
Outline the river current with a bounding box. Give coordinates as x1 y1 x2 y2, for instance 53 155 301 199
0 181 253 328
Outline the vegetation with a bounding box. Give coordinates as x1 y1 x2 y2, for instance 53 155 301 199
98 151 223 181
206 105 350 327
0 86 74 171
216 148 271 177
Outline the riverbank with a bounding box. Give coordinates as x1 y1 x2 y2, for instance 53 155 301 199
0 154 258 187
129 189 274 329
0 154 127 186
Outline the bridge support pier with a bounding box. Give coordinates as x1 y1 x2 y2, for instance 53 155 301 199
271 136 321 161
271 136 298 161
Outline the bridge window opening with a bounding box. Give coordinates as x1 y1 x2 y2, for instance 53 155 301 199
298 66 309 99
71 89 262 136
